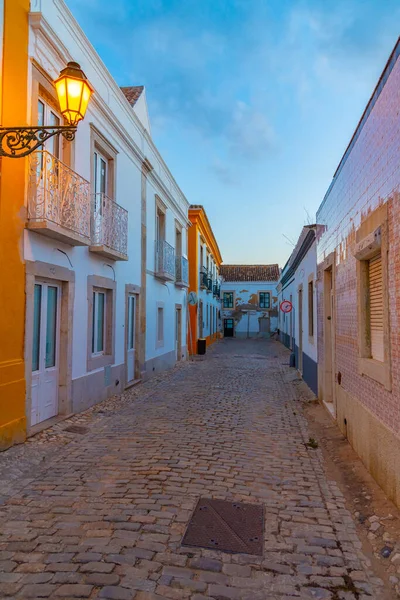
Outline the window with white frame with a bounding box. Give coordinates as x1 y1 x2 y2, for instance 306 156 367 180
92 290 106 355
259 292 271 309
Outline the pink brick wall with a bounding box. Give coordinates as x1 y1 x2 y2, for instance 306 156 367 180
316 48 400 437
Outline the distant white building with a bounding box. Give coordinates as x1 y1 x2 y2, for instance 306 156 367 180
220 265 280 338
277 226 317 394
24 0 189 432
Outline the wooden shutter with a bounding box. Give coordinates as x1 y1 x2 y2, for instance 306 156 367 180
369 253 384 361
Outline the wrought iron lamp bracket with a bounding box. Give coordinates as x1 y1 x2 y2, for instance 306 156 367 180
0 125 77 158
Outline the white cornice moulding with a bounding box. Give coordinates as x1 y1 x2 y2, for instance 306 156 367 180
29 12 72 66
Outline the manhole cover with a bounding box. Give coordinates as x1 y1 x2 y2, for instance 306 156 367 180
182 498 264 555
64 425 89 434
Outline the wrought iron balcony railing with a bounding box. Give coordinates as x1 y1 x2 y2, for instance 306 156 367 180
213 283 221 298
175 255 189 287
206 274 213 293
27 150 91 246
155 239 175 280
200 267 208 289
90 193 128 260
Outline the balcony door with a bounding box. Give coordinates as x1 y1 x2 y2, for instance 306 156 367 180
93 149 108 243
31 281 61 426
38 98 61 159
126 294 136 384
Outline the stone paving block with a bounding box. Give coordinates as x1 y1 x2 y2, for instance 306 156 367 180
54 583 93 596
99 586 134 599
18 583 57 597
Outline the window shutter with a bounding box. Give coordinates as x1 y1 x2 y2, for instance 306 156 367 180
369 253 384 362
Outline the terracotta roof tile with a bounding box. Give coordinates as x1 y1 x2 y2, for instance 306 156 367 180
220 264 280 282
120 86 144 107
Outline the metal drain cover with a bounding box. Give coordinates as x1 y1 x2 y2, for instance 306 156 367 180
64 425 89 434
182 498 264 555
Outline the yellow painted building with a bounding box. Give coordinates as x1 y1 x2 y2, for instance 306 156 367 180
0 0 30 449
188 205 222 355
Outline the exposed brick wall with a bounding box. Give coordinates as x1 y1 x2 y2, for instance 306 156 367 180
316 51 400 437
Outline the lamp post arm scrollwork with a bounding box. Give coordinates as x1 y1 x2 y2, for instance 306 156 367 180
0 125 77 158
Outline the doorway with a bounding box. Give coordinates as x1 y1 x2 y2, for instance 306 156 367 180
224 318 234 337
175 306 182 361
31 281 61 426
126 294 136 383
199 301 203 338
298 286 303 374
323 265 336 413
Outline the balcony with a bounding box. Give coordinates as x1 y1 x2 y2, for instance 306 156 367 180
155 239 175 281
175 255 189 287
90 193 128 261
213 283 221 298
206 274 213 293
27 150 91 246
200 268 208 289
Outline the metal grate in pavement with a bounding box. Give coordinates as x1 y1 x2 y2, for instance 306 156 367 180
182 498 264 555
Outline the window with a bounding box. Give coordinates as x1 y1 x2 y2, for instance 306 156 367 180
94 150 108 196
156 207 166 243
259 292 271 309
175 227 182 257
38 98 61 158
92 290 106 355
368 253 384 361
223 292 234 308
308 280 314 338
157 304 164 347
354 209 390 390
87 275 116 371
90 125 117 202
206 304 209 328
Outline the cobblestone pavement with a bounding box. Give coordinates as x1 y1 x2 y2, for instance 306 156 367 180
0 339 389 599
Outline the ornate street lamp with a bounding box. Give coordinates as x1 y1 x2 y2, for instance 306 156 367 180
0 61 93 158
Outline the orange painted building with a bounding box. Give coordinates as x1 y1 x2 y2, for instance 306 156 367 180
0 0 30 449
188 205 222 355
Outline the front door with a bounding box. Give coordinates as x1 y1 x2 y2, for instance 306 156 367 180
298 287 303 373
199 301 203 338
324 266 336 412
31 281 61 426
224 318 234 337
126 294 136 383
175 308 182 361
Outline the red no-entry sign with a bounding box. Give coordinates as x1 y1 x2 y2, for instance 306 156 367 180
280 300 293 313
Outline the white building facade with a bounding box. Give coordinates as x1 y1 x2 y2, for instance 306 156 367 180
277 226 318 395
24 0 189 431
220 265 280 338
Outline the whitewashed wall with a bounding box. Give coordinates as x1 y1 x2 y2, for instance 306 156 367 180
220 281 279 337
26 0 189 412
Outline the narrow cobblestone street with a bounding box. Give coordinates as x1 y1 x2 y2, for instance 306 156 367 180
0 339 391 599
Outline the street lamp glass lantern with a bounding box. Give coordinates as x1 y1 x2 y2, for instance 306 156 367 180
54 61 93 127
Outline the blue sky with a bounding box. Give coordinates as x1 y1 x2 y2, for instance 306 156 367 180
66 0 399 266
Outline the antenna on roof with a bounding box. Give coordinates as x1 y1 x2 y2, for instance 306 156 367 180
282 233 295 246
